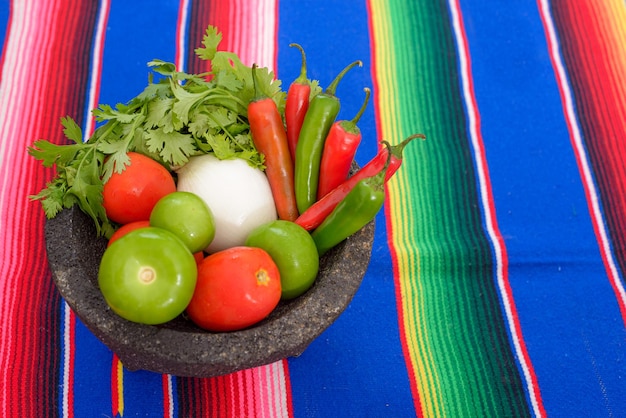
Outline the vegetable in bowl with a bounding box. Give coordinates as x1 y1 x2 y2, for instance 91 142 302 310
31 24 424 365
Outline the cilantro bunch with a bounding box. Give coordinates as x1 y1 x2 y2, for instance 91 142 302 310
29 26 285 237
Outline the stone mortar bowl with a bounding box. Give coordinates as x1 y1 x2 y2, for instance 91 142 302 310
45 206 374 378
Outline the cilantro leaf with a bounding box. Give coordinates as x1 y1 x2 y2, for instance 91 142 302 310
30 179 66 218
97 139 131 183
61 116 84 144
170 79 211 125
147 59 177 76
145 97 175 128
93 104 138 124
214 70 243 92
195 26 221 60
145 129 196 166
28 140 81 167
137 80 173 101
204 133 236 160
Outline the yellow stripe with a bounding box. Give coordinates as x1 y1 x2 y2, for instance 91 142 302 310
368 0 444 415
604 0 626 105
117 359 125 416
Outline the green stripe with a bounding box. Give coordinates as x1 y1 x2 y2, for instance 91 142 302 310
381 0 531 415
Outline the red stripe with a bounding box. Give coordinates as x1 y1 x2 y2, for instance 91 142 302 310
162 374 171 418
66 309 76 418
544 0 626 323
0 0 98 415
280 359 295 417
210 377 221 416
111 355 120 417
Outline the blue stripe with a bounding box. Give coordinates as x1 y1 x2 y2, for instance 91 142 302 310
279 1 416 416
459 0 626 415
98 0 179 106
0 0 8 54
72 317 114 416
121 369 168 417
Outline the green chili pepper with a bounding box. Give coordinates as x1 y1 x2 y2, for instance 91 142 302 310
311 143 391 256
294 60 362 214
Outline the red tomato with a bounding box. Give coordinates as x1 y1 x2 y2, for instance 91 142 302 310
193 251 205 265
186 246 281 332
107 220 151 247
102 152 176 224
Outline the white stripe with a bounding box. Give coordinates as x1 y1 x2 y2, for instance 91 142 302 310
537 0 626 312
264 364 274 418
175 0 190 73
62 302 72 418
83 0 110 140
267 0 277 72
446 0 543 416
258 0 275 72
231 0 241 62
165 374 174 418
272 361 289 418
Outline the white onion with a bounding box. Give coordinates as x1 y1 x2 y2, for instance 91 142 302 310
176 154 277 253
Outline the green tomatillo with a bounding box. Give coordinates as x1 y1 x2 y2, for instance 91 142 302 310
245 220 319 299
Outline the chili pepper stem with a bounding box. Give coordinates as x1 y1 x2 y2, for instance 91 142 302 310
326 60 363 95
289 43 308 84
251 64 262 101
349 88 370 126
390 133 425 159
285 44 313 160
372 140 393 187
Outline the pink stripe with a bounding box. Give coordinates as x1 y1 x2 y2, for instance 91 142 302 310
536 0 626 324
227 0 276 71
245 368 255 416
62 303 76 418
447 0 546 415
236 371 244 416
0 1 59 415
256 365 270 417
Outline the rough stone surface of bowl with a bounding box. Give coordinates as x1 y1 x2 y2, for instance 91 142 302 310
45 206 374 377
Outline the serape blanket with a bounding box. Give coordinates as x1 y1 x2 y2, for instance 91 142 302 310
1 0 625 416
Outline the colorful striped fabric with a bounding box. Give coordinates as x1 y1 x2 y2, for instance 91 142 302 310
1 0 625 416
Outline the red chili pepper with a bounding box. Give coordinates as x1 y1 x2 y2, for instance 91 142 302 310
295 134 424 231
317 87 371 200
248 64 299 221
285 43 311 160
